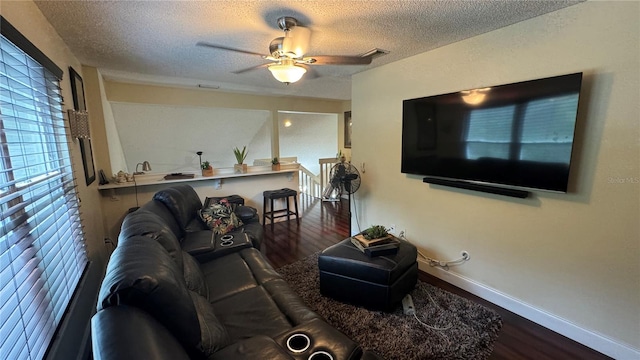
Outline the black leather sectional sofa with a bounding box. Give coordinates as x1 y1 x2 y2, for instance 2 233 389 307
91 185 381 360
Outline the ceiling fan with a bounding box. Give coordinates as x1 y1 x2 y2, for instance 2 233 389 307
197 16 387 84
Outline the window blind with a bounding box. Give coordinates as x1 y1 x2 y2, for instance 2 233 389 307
465 105 516 160
0 30 87 360
520 94 579 162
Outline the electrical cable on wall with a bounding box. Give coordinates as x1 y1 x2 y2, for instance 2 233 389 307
423 252 470 271
398 232 470 270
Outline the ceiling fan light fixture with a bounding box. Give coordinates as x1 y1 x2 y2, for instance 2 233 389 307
461 87 492 105
268 62 307 84
288 26 311 58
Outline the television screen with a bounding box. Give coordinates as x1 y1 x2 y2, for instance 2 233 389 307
401 73 583 193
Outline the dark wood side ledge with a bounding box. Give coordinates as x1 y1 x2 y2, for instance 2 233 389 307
263 195 612 360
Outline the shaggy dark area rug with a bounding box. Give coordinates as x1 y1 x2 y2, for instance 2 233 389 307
277 253 502 360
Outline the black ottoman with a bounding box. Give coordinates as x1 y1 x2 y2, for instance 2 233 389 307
318 238 418 311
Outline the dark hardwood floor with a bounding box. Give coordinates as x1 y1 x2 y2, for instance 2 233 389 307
262 194 612 360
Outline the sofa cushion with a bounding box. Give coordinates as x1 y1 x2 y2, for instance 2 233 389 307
198 199 243 235
153 184 203 231
98 236 200 352
119 210 183 271
189 291 230 355
200 248 281 303
211 285 292 341
182 251 208 299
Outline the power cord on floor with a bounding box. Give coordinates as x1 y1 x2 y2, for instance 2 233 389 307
404 293 453 332
351 191 362 234
403 293 452 346
397 231 470 271
413 312 452 332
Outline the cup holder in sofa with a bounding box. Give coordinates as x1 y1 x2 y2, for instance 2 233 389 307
275 319 355 360
286 333 311 353
308 350 334 360
219 234 234 247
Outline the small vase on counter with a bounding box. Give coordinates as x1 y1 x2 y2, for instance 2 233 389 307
234 163 248 174
201 161 214 177
271 157 281 171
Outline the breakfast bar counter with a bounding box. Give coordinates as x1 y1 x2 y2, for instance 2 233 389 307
97 164 300 241
98 165 298 190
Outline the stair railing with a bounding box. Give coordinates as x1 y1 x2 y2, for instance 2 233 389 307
298 164 321 198
254 157 336 200
319 157 339 196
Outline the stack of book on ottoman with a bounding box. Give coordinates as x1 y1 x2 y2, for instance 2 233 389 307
350 226 401 257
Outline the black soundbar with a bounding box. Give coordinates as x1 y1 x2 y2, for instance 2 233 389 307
423 177 530 199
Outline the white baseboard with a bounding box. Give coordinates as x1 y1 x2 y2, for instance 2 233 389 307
417 260 640 360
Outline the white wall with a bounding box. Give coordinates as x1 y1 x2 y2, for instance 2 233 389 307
351 1 639 358
98 71 128 174
109 103 271 172
278 111 338 174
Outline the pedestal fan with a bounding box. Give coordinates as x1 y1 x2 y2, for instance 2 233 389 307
323 161 361 234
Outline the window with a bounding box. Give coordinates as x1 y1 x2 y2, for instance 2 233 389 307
465 94 579 162
1 20 87 360
519 94 579 162
465 105 516 160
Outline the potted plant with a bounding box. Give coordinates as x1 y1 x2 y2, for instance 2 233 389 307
233 146 248 173
271 157 280 171
201 160 214 176
354 225 393 247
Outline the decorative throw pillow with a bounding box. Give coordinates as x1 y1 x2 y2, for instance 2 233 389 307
198 198 243 235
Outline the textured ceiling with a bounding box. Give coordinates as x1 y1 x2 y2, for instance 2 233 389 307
33 0 581 100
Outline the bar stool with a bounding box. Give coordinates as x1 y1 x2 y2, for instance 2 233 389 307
262 188 299 231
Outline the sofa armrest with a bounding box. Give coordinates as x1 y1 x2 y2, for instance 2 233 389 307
241 222 264 249
92 306 191 360
210 336 293 360
273 318 363 360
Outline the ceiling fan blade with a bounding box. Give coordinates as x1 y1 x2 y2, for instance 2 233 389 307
307 55 373 65
196 42 267 57
232 63 269 74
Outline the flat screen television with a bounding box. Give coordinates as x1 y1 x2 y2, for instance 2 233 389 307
402 72 583 193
